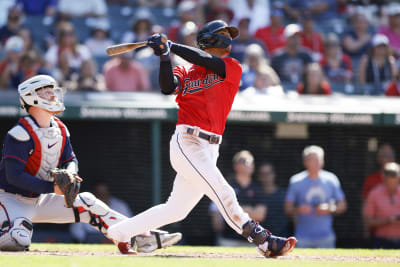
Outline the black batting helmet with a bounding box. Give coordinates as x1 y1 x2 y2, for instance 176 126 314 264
197 20 239 50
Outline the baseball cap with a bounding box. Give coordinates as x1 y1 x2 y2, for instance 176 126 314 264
387 3 400 16
5 35 24 53
371 34 389 47
233 150 254 166
284 24 302 38
383 162 400 177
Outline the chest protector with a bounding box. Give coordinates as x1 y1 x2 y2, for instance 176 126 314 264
19 116 66 181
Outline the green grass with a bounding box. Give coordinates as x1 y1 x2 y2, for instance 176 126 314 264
0 244 399 267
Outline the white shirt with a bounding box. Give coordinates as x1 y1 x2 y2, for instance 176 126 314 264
58 0 107 17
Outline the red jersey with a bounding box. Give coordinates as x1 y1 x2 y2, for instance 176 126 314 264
254 26 285 55
173 57 242 135
385 81 400 96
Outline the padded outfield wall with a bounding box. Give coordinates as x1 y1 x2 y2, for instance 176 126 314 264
1 91 400 248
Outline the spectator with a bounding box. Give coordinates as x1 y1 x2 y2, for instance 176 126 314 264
209 150 267 246
363 162 400 249
0 35 24 89
242 64 284 96
70 181 133 243
342 13 372 61
240 43 269 91
44 22 92 72
135 0 174 9
77 59 106 91
228 0 270 35
358 34 397 95
254 8 285 56
285 145 347 248
297 63 331 95
11 49 48 88
378 3 400 57
205 3 234 24
231 17 266 62
319 33 353 85
0 5 23 46
103 52 150 91
168 1 198 43
300 14 324 62
58 0 107 18
362 143 396 201
51 48 79 90
122 8 153 45
85 20 114 57
386 72 400 96
17 0 56 16
258 162 289 237
172 21 198 67
17 28 37 54
0 0 15 28
271 24 313 85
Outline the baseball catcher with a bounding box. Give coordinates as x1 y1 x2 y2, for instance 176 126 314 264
0 75 181 253
108 20 297 258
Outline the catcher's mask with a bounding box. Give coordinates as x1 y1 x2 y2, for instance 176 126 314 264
18 75 65 114
197 20 239 50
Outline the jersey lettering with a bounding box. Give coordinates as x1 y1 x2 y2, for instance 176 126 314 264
182 74 222 95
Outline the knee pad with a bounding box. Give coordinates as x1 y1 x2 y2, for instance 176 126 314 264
73 192 126 235
0 217 33 251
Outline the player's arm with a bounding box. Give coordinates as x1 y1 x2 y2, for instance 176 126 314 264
59 136 79 174
3 134 54 194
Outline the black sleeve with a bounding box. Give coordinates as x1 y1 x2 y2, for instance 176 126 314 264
170 43 226 78
159 59 179 95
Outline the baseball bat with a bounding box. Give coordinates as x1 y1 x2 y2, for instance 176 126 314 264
106 42 147 56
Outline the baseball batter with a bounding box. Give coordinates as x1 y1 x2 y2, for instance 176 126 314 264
108 20 297 257
0 75 181 253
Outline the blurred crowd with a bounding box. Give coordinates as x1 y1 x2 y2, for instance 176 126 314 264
1 0 400 95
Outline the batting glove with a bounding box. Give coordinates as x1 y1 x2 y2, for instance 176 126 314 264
147 33 171 56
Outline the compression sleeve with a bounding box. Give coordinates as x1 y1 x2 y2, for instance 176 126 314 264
170 43 226 78
159 59 179 95
4 158 54 194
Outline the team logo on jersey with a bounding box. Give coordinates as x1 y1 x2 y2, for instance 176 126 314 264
182 74 223 95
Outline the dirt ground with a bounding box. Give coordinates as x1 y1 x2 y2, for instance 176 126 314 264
1 250 399 263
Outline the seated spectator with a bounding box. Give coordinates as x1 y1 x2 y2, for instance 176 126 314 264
300 13 324 62
378 3 400 57
342 13 372 61
363 162 400 249
228 0 269 35
17 28 37 54
242 65 284 96
358 34 397 95
0 1 15 28
240 43 268 91
285 145 347 248
77 59 106 91
297 63 331 95
85 20 114 57
254 8 285 56
58 0 107 18
103 52 150 91
205 3 233 24
17 0 56 16
362 143 396 201
271 24 313 85
172 21 198 67
136 0 174 9
70 181 133 243
0 35 24 89
319 33 353 84
209 150 266 247
122 8 153 45
11 49 48 88
168 1 198 43
231 17 266 63
0 5 23 46
386 72 400 96
51 48 79 90
258 162 289 237
44 22 92 72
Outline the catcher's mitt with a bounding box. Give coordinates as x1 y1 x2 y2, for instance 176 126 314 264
49 168 81 208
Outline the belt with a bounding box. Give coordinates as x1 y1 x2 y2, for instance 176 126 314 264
186 127 221 144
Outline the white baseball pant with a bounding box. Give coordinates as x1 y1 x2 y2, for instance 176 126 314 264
108 125 250 242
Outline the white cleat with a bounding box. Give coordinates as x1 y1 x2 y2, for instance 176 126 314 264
136 231 182 253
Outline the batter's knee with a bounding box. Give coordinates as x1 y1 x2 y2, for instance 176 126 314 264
0 217 33 251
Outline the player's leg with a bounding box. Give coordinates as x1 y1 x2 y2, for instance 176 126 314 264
0 192 35 251
170 130 297 257
108 173 203 243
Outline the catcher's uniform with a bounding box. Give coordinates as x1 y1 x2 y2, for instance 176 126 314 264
0 115 125 250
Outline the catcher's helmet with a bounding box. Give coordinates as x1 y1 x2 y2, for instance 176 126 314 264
197 20 239 50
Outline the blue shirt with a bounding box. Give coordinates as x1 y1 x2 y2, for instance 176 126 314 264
0 116 76 197
17 0 57 15
285 170 345 239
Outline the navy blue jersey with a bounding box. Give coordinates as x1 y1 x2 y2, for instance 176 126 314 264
0 116 76 197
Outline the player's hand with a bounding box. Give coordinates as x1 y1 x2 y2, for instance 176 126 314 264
315 203 331 215
297 204 312 215
147 33 171 56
